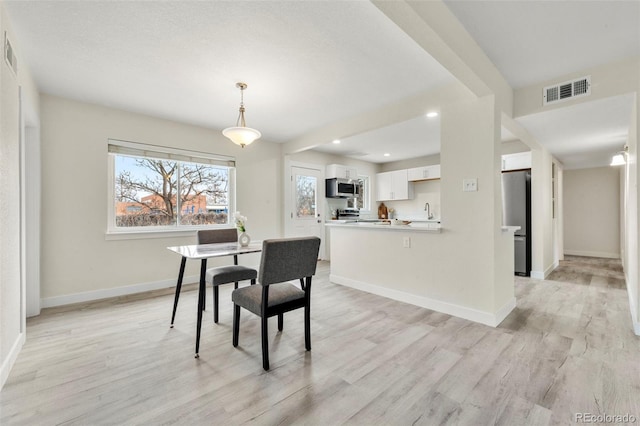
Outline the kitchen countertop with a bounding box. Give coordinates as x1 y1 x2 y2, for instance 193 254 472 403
325 221 442 233
326 221 518 234
501 226 521 233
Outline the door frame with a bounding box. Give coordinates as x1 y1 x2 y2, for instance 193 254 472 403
283 158 325 258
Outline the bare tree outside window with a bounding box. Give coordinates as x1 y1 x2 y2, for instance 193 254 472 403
115 156 230 227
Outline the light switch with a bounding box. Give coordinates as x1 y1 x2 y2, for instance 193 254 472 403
463 178 478 192
403 237 411 248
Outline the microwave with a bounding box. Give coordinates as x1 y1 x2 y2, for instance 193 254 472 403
326 178 360 198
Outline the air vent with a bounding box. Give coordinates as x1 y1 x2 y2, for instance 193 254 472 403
4 32 17 77
543 76 590 105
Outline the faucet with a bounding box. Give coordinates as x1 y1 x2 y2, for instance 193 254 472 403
424 202 434 220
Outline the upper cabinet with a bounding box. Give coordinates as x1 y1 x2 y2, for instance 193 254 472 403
326 164 358 180
376 169 413 201
408 164 441 182
502 152 531 172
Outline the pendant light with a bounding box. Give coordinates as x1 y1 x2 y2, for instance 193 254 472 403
222 82 261 148
610 146 628 166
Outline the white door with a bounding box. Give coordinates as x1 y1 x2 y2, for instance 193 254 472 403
287 165 324 243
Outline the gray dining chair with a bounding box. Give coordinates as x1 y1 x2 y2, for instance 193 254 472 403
231 236 321 370
200 228 257 323
170 228 257 326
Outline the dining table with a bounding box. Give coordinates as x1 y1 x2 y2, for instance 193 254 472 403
167 241 262 357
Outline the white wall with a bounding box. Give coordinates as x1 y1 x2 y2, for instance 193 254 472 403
515 58 640 118
1 2 40 389
554 160 564 263
379 154 441 221
501 140 530 155
0 6 21 389
382 180 441 221
331 94 516 326
563 167 621 258
39 95 282 305
633 95 640 334
537 148 556 277
622 95 639 334
439 94 513 316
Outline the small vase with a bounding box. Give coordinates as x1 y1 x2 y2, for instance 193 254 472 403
238 232 251 247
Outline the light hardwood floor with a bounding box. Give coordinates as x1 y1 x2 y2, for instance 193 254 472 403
1 258 639 425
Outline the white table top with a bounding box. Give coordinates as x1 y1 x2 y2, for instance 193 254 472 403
167 241 262 260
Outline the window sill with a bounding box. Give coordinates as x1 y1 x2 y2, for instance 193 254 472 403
105 228 200 241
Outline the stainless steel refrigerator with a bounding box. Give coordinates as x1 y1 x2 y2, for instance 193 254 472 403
502 170 531 276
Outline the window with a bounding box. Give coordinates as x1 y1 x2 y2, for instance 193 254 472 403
108 140 235 233
295 175 317 218
356 175 370 212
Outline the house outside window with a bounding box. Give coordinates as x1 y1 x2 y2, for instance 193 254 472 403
108 140 235 234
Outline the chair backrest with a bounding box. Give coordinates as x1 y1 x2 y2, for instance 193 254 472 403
258 237 321 286
197 228 238 245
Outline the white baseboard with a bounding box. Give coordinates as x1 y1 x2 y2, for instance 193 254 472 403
330 274 516 327
1 332 25 391
564 250 620 259
41 274 200 308
530 271 545 280
494 297 518 326
531 261 559 280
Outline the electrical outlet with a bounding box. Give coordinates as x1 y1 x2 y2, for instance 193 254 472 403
403 237 411 248
463 178 478 192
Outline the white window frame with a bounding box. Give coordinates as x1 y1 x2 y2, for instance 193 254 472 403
358 175 371 213
106 139 236 240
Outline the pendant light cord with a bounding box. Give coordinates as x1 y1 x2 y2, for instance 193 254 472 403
236 86 246 127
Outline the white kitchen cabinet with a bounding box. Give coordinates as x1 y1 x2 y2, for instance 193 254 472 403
326 164 358 180
502 152 531 171
376 169 412 201
408 164 441 181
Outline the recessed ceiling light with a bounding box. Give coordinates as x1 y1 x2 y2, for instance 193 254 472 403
426 112 439 118
332 139 341 144
383 153 391 157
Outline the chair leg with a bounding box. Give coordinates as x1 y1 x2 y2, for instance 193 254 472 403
251 278 256 285
277 313 283 331
261 315 269 370
232 304 240 347
304 305 311 351
213 286 219 323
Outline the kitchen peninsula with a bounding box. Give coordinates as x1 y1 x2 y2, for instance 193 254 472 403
326 222 519 327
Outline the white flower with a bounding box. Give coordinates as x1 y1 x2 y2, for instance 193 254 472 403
234 211 248 232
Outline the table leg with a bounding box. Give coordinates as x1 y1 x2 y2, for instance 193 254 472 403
195 258 207 358
170 257 187 328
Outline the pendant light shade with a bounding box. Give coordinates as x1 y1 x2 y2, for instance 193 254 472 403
223 82 261 148
610 146 628 166
222 126 261 148
610 153 625 166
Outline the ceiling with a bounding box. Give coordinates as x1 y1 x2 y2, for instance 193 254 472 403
4 1 639 168
3 1 454 142
312 114 441 163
